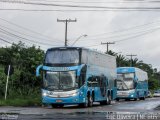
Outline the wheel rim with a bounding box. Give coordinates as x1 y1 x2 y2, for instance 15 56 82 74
106 95 109 104
89 96 93 107
84 97 88 107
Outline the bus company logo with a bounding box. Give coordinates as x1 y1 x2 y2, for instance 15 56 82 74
50 67 69 71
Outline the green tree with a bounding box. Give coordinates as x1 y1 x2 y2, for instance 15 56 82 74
0 41 44 97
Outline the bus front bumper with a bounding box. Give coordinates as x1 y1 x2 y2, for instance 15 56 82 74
42 95 85 105
117 91 137 99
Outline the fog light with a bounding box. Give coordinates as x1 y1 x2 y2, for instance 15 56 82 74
131 95 134 97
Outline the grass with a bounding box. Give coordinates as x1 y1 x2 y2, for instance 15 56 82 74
0 95 41 107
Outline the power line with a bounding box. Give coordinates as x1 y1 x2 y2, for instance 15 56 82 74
1 8 160 12
27 0 160 4
83 27 160 48
0 27 60 46
0 37 12 44
0 17 64 42
80 27 160 43
2 0 160 10
0 24 62 44
87 19 160 38
113 27 160 43
0 8 160 12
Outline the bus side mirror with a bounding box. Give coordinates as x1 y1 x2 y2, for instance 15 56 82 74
36 65 43 77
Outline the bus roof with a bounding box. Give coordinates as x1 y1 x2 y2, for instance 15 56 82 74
46 47 115 58
47 47 85 51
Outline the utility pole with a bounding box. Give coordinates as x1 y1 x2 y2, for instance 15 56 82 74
101 42 115 53
57 18 77 47
126 54 137 67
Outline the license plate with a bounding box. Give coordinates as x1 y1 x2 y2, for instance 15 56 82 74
56 100 62 103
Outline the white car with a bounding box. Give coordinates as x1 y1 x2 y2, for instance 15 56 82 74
153 90 160 97
147 91 152 98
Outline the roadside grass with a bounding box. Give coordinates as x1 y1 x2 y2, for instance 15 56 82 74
0 95 41 107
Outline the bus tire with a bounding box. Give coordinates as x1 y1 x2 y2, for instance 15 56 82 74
79 95 91 108
125 98 130 101
100 101 106 105
134 98 137 101
139 96 145 100
88 95 93 107
82 99 88 108
116 98 119 101
107 95 111 105
143 97 145 100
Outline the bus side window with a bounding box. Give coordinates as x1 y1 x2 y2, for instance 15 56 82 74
88 77 93 87
79 65 87 87
96 76 101 87
92 76 98 87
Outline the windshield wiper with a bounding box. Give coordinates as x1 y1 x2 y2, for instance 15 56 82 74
46 85 58 91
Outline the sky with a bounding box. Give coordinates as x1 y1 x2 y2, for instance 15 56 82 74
0 0 160 70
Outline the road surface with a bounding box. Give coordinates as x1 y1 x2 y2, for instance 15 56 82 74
0 97 160 120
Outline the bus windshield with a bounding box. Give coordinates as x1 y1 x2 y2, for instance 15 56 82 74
117 73 134 90
45 49 79 64
43 71 78 91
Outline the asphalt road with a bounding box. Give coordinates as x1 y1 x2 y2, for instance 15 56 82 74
0 97 160 120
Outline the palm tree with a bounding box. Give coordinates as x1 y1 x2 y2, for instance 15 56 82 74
116 54 127 67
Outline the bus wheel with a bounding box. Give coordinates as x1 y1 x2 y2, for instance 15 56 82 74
107 95 111 105
79 96 89 108
139 96 145 100
125 98 130 101
134 98 137 101
100 101 106 105
143 92 146 100
143 97 145 100
88 95 93 107
116 98 119 101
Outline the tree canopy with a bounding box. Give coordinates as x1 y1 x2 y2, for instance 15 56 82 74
0 42 44 98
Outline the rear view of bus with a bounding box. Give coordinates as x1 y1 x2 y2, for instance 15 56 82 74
116 67 148 101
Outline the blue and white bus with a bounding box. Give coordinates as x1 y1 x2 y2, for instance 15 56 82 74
36 47 117 107
116 67 148 101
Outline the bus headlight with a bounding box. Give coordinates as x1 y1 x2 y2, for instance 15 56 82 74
70 92 78 97
42 90 49 97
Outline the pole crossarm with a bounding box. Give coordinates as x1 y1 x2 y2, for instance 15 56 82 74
126 54 137 67
57 18 77 47
101 42 115 53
